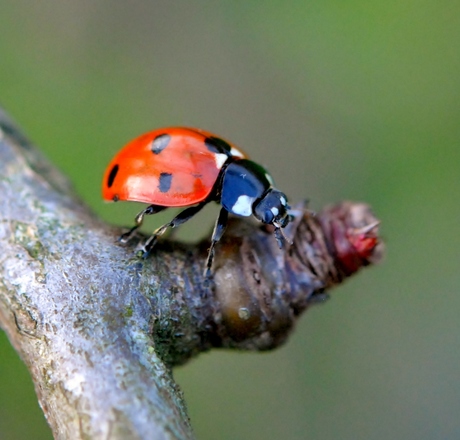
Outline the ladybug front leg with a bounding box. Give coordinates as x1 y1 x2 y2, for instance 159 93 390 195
203 208 228 279
142 202 207 258
120 205 166 244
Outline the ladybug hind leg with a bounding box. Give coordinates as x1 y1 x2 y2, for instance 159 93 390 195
120 205 166 244
203 207 228 279
142 202 208 258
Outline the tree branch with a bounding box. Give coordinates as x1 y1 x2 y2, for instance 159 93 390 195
0 107 383 439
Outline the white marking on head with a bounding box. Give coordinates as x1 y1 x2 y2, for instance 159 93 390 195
270 207 279 217
265 173 275 186
280 196 287 206
231 195 255 217
230 147 245 158
214 153 228 169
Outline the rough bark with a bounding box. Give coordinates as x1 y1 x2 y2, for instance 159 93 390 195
0 107 383 439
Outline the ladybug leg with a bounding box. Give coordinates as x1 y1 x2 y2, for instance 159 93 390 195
274 227 282 249
142 202 207 257
274 226 292 249
203 208 228 278
120 205 165 244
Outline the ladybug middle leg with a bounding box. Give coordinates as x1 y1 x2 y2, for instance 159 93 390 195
142 202 208 257
120 205 166 244
204 207 228 278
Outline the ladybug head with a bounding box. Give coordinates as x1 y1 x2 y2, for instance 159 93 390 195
253 189 290 229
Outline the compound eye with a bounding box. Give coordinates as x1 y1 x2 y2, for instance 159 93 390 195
261 209 275 224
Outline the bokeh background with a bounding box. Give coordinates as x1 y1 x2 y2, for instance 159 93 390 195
1 1 459 439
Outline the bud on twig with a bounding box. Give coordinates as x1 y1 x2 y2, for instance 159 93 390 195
154 201 384 363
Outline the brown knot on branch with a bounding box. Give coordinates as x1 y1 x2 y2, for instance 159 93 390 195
206 201 383 351
0 107 383 440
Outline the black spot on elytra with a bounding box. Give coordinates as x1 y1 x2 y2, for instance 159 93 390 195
158 172 172 193
151 133 171 154
204 136 232 155
107 164 119 188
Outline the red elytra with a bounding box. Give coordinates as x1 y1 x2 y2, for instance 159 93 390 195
102 127 246 206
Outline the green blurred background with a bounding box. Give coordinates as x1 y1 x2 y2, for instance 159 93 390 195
1 1 459 439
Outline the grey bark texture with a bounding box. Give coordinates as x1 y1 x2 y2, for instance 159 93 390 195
0 107 383 440
0 109 193 439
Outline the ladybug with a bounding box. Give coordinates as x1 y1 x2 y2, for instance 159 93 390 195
102 127 291 277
